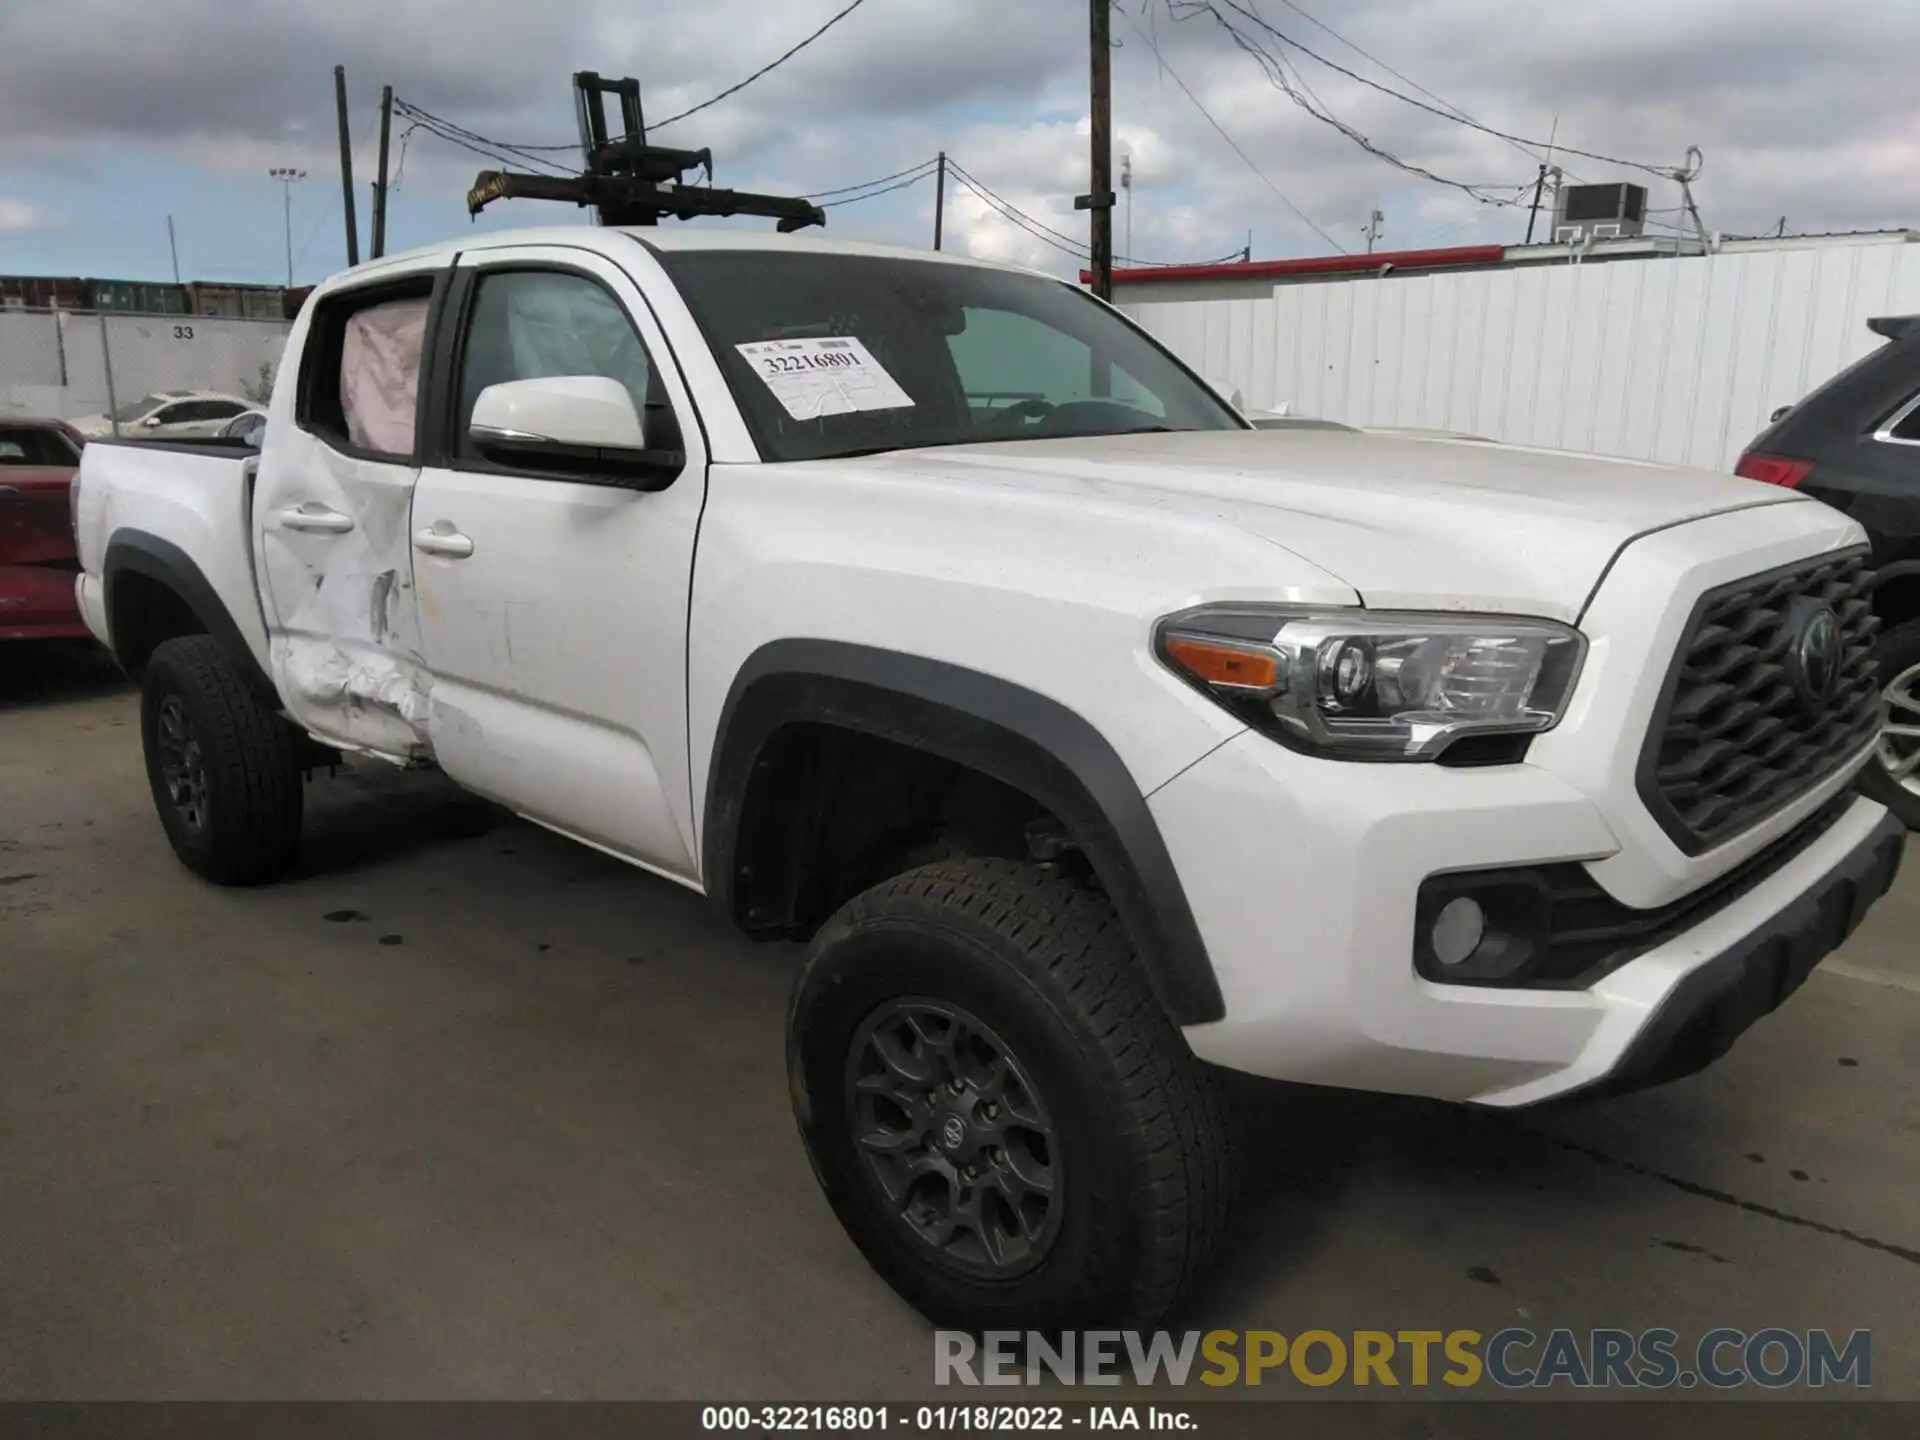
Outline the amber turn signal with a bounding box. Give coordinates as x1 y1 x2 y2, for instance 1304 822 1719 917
1163 635 1280 691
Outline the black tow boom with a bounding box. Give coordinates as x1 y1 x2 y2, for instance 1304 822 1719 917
466 71 826 233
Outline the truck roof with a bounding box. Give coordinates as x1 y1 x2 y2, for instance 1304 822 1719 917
331 225 1046 288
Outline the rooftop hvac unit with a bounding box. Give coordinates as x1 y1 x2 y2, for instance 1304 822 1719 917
1551 181 1648 242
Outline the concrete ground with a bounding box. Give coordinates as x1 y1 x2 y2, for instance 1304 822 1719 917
2 642 1916 1402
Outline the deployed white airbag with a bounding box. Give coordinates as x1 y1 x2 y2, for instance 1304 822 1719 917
341 296 429 453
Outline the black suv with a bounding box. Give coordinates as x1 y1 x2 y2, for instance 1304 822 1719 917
1737 315 1920 827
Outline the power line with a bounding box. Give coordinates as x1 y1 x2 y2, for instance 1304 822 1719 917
653 0 875 131
391 99 576 175
947 161 1092 251
1115 3 1344 251
394 1 879 158
1174 1 1690 179
819 165 941 207
1263 0 1559 172
389 123 419 191
810 158 941 198
399 120 571 178
371 98 1232 269
947 159 1241 267
1164 3 1540 207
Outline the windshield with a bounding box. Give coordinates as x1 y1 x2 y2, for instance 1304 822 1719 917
112 393 171 422
653 249 1244 462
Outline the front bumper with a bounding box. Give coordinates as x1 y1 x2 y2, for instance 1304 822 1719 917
1554 803 1904 1103
1149 726 1901 1106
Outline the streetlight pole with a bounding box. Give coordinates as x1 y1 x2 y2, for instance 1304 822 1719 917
268 167 307 288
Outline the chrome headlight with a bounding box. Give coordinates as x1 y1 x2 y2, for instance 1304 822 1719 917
1155 605 1587 761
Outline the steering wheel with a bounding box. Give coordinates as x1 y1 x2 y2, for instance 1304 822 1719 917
982 398 1056 432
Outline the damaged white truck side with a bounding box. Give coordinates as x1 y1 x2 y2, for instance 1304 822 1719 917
73 227 1906 1332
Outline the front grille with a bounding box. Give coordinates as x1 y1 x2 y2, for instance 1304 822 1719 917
1639 547 1880 854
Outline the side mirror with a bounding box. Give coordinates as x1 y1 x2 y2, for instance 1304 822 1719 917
1205 375 1245 413
141 415 162 428
1770 404 1793 423
469 375 684 488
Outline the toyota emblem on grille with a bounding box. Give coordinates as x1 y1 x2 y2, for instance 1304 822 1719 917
1787 601 1844 712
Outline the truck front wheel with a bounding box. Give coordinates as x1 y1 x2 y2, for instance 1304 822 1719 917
1862 617 1920 829
140 635 304 885
788 858 1235 1332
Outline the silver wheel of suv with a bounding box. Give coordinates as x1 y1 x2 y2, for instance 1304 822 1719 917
1879 661 1920 797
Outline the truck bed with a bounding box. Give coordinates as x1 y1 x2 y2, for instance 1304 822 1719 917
80 435 262 457
72 436 272 679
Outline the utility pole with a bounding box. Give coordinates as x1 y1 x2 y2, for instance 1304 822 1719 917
1524 163 1547 244
334 65 360 267
269 168 307 287
371 84 394 259
1075 0 1116 303
166 215 181 284
1362 208 1385 253
932 151 946 250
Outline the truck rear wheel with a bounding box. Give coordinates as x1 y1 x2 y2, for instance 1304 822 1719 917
787 858 1235 1332
1861 618 1920 829
140 635 304 885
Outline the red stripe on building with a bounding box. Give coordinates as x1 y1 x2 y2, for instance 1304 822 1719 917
1081 244 1508 286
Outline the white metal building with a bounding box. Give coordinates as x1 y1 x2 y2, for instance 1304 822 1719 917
1109 229 1920 472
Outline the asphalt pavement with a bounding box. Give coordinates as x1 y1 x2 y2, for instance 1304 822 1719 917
2 643 1916 1402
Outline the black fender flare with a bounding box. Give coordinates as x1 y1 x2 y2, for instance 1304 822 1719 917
1869 558 1920 592
702 640 1225 1026
102 530 278 705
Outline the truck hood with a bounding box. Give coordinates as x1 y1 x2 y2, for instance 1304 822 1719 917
875 429 1806 622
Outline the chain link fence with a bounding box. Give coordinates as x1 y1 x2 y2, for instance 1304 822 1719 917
0 307 293 433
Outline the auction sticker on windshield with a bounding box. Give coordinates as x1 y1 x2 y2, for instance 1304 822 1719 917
735 337 914 420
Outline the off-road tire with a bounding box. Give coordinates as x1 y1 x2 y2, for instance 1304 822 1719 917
140 635 304 885
1860 617 1920 829
788 858 1236 1333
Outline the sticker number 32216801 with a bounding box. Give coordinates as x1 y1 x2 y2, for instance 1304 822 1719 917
735 337 915 420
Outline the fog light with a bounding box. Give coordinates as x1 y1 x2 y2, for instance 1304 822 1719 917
1430 897 1485 967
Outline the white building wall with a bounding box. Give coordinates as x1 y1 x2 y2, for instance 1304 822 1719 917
0 309 293 422
1122 236 1920 472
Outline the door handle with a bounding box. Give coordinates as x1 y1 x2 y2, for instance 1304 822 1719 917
275 503 354 534
414 525 474 559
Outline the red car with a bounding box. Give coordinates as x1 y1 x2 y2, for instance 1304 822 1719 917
0 418 89 640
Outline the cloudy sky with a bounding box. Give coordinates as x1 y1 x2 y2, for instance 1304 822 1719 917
1 0 1915 287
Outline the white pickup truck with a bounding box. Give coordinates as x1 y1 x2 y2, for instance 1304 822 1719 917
73 225 1905 1331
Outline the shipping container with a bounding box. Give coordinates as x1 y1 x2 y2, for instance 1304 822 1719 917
86 280 189 314
0 276 89 310
187 282 290 319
